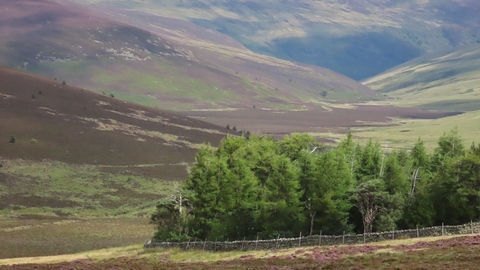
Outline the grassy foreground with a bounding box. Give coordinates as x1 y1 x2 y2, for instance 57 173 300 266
0 159 176 259
1 234 479 269
0 217 153 260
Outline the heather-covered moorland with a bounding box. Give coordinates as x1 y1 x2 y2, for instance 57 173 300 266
1 234 479 269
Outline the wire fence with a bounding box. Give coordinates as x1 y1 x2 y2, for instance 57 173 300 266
144 221 480 252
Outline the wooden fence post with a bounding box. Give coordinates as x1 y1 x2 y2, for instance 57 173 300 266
214 239 217 251
298 232 302 247
241 236 246 251
363 233 366 244
392 228 395 240
342 231 345 245
417 226 419 238
276 234 280 248
442 223 444 236
255 235 259 250
471 220 474 234
203 238 207 250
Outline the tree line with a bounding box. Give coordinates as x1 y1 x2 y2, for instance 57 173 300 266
151 129 480 241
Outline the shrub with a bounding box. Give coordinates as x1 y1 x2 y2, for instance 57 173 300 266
38 90 43 95
232 126 237 131
32 94 35 99
110 93 115 98
226 124 230 130
9 136 15 143
30 138 37 144
62 81 66 85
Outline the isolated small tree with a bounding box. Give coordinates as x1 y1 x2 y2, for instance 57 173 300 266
110 93 115 98
62 81 66 85
226 124 230 130
352 179 389 233
232 126 237 131
9 136 16 144
321 90 328 97
38 90 43 95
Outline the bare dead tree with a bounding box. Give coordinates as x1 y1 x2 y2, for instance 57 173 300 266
379 145 389 178
408 167 421 202
305 198 316 236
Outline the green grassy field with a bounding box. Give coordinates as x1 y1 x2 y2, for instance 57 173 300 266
350 110 480 150
0 159 176 218
0 217 153 259
301 107 479 151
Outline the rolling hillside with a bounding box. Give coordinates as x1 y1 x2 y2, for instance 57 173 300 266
0 0 378 111
363 44 480 112
72 0 480 80
0 65 234 219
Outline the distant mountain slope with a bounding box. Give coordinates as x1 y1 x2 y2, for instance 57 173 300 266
0 0 378 111
0 66 230 170
363 44 480 112
73 0 480 80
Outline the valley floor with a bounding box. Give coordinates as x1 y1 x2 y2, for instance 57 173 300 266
181 104 457 145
